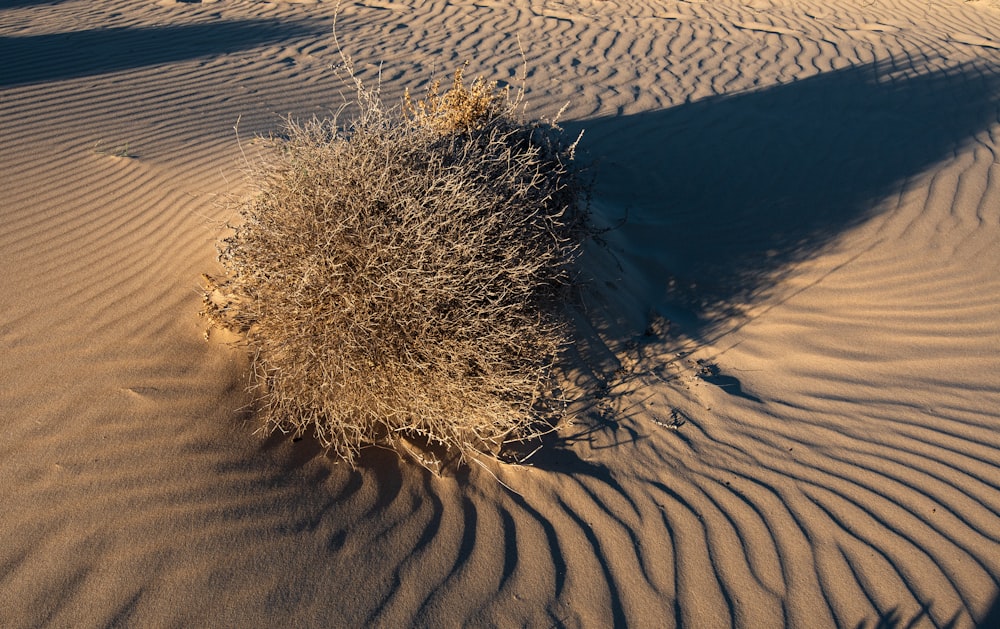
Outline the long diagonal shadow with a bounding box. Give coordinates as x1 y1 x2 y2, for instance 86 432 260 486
0 0 74 7
0 19 326 88
563 58 1000 340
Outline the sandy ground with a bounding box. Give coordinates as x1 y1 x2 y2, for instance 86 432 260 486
2 0 1000 627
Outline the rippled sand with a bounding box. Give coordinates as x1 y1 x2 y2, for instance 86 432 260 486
2 0 999 626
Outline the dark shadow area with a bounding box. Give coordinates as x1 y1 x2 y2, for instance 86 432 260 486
0 0 74 7
0 19 327 87
528 56 1000 483
850 603 968 629
696 364 763 403
979 592 1000 629
562 58 1000 340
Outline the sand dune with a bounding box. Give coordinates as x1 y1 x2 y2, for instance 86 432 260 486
2 0 999 627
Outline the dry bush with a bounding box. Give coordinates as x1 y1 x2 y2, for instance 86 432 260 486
404 64 508 135
202 66 587 469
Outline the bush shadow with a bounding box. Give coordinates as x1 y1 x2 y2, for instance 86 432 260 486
561 57 1000 342
527 56 1000 477
0 19 326 87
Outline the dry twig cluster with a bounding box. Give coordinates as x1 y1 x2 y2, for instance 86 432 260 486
203 66 586 468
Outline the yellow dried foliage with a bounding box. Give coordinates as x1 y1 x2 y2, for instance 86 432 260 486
404 65 511 135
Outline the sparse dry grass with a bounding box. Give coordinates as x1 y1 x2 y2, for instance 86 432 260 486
404 64 508 135
202 66 586 469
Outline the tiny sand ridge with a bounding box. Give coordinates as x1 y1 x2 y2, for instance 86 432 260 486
2 0 999 627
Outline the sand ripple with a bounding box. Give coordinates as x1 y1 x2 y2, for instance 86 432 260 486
2 0 999 627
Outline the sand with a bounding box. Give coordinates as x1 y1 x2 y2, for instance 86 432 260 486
2 0 999 626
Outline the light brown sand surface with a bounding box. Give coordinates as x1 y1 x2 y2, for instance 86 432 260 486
2 0 999 627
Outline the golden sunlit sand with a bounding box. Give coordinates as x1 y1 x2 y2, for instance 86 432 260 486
2 0 999 626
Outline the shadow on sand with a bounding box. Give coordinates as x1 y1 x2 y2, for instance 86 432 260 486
521 56 1000 629
561 57 1000 342
0 0 75 7
0 19 326 87
979 593 1000 629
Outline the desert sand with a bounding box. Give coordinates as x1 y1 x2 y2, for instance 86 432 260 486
2 0 1000 627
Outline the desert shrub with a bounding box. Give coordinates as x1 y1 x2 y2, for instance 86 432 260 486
202 66 586 469
403 65 509 135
